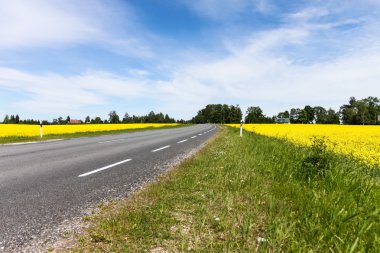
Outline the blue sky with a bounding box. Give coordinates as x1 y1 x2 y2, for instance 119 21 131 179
0 0 380 121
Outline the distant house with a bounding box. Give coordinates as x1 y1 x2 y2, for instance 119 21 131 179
69 119 81 124
275 118 290 124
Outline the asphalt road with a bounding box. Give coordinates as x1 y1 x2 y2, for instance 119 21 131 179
0 124 218 252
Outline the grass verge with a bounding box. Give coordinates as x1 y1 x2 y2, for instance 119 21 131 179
68 126 380 252
0 125 185 144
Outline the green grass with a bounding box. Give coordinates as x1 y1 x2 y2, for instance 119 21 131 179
0 125 185 144
69 126 380 252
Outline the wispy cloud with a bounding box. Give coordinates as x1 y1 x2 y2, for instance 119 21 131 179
181 0 274 20
0 68 151 116
0 0 99 48
0 0 153 58
287 7 330 22
156 1 380 117
160 36 380 116
0 0 380 120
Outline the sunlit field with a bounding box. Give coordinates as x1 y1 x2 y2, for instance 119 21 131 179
227 124 380 168
0 123 179 138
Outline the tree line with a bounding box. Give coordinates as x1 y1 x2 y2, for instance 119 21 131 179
268 106 340 124
191 104 243 124
2 111 179 125
2 114 46 125
246 96 379 125
2 96 379 125
192 96 380 125
107 111 177 124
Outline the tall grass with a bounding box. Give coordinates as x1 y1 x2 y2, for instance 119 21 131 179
70 126 380 252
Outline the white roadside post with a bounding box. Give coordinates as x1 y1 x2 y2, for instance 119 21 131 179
39 120 43 139
240 120 243 137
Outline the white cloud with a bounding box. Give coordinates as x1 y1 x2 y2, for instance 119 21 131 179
1 1 380 120
1 33 380 120
2 17 380 120
288 7 330 22
0 0 99 48
155 17 380 118
0 0 153 58
181 0 274 20
0 68 151 116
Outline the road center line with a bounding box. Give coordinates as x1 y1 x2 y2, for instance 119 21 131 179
152 145 171 152
191 136 197 139
98 140 114 144
98 139 125 144
177 139 188 144
78 159 132 177
198 133 203 136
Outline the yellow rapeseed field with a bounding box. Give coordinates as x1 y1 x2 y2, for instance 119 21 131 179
0 123 179 138
227 124 380 167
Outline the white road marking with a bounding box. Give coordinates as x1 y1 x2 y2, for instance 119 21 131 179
78 159 132 177
152 145 171 152
98 139 125 144
2 139 64 146
4 141 38 146
191 136 197 139
198 133 202 136
177 139 188 144
98 140 114 144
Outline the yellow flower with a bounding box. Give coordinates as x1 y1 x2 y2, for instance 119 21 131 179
0 123 178 138
227 124 380 168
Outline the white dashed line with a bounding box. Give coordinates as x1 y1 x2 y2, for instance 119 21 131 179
98 140 114 144
78 159 132 177
98 139 125 144
191 136 197 139
3 139 63 146
177 139 188 144
152 145 171 153
198 133 202 136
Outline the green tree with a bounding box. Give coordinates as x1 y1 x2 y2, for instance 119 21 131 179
10 115 15 123
314 106 327 124
244 106 273 123
304 105 315 123
221 104 230 123
92 117 103 124
123 112 132 123
362 96 380 124
192 104 242 123
230 105 243 123
108 110 120 123
277 110 290 119
326 108 340 124
340 96 380 125
3 114 9 123
245 106 264 123
290 108 302 123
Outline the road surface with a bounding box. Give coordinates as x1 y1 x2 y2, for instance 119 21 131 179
0 124 218 252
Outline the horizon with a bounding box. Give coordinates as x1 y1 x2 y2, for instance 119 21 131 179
1 0 379 120
1 97 366 123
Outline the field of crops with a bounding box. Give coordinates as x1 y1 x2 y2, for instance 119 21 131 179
227 124 380 167
0 123 179 138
